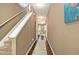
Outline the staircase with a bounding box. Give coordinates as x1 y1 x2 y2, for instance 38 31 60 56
0 9 27 55
0 39 12 55
0 25 15 55
0 11 34 55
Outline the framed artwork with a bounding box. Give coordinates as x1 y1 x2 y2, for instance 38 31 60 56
64 3 79 23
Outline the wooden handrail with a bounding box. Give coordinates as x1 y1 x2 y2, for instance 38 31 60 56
0 9 26 28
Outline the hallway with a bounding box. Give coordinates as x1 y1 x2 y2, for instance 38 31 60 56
0 3 79 55
32 35 47 55
28 35 53 55
0 3 53 55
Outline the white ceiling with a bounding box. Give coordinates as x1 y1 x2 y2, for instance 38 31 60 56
18 3 50 16
18 3 29 8
30 3 50 16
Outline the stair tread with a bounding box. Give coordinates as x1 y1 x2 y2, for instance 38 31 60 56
0 48 12 51
0 51 12 55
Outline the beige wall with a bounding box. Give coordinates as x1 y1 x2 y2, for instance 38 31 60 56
0 3 23 24
16 13 36 55
48 4 79 55
0 3 27 40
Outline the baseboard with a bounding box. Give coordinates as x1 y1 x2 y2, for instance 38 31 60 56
26 39 37 55
47 39 55 55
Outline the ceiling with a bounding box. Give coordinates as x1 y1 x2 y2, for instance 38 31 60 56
30 3 50 16
18 3 51 16
18 3 29 8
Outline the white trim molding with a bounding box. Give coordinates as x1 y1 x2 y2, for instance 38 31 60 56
9 12 33 39
0 9 26 47
8 12 33 55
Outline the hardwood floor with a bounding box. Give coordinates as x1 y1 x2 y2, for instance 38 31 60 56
28 40 37 55
46 41 53 55
28 39 53 55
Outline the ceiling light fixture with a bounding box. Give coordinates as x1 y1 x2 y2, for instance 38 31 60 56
36 4 45 8
19 3 28 8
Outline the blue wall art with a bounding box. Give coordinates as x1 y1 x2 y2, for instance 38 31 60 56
64 3 79 23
